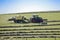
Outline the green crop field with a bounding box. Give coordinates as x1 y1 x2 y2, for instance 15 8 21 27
0 12 60 40
0 12 60 26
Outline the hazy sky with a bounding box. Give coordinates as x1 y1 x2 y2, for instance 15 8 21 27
0 0 60 14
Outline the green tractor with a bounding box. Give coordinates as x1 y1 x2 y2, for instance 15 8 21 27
8 14 47 24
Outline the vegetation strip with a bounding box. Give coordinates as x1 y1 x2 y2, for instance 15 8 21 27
0 33 60 35
0 34 60 38
6 36 60 38
0 33 60 36
0 35 60 38
47 20 60 22
0 31 60 36
0 28 60 31
0 31 60 33
0 24 60 28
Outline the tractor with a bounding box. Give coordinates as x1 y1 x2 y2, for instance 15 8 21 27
8 14 47 24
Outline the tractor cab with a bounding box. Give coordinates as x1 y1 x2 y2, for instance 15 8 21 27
30 14 43 23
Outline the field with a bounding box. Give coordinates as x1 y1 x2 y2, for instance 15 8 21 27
0 12 60 40
0 12 60 26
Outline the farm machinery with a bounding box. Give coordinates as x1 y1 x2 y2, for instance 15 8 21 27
8 14 47 24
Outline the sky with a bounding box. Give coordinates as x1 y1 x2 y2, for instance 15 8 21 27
0 0 60 14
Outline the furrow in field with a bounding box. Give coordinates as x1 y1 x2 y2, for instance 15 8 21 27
0 23 60 28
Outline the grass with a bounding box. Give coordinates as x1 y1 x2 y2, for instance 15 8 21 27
0 37 60 40
0 12 60 26
0 12 60 40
